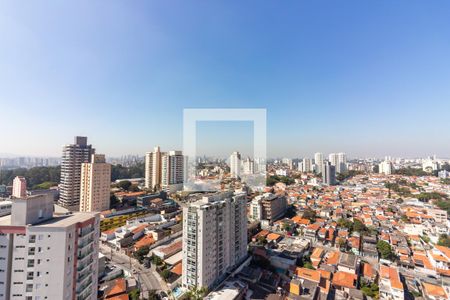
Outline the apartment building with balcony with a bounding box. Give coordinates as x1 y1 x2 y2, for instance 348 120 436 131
250 193 287 224
182 191 247 290
80 154 111 212
59 136 95 211
0 194 100 300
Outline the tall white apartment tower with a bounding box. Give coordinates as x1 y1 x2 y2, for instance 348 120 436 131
314 152 324 174
12 176 27 198
301 158 312 173
161 151 185 192
59 136 95 210
243 157 255 175
229 151 241 178
379 160 393 175
328 153 347 174
182 191 247 289
0 194 100 300
145 146 164 190
337 152 347 173
80 154 111 212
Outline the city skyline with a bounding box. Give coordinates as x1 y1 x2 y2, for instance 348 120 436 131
2 1 450 157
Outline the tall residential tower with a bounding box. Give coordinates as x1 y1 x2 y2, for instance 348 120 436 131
59 136 95 210
182 191 247 289
229 151 241 178
80 154 111 212
12 176 27 198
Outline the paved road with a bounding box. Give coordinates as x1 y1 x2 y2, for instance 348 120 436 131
100 244 169 294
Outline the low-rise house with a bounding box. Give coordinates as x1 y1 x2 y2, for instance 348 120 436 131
379 265 404 300
331 271 357 293
421 281 449 300
337 253 358 274
133 234 155 251
310 247 324 268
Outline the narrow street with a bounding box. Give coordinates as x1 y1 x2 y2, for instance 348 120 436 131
100 243 169 294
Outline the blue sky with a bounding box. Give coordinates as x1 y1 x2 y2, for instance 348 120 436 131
1 1 450 158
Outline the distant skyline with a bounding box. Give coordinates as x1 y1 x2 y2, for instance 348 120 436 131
1 1 450 158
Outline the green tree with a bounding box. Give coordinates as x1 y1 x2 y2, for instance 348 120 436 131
128 289 140 300
187 286 208 300
161 269 171 281
134 246 150 263
353 219 367 233
438 234 450 247
151 255 163 266
377 240 395 260
116 180 132 191
31 181 58 190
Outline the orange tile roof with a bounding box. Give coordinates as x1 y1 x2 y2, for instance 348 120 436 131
295 267 321 283
291 216 311 225
380 265 403 290
362 262 375 278
325 251 340 265
436 245 450 259
131 224 148 234
134 234 155 250
431 253 450 263
332 271 357 289
267 233 282 241
105 278 127 298
253 230 270 239
422 282 448 298
318 269 331 280
311 247 324 260
171 262 182 276
413 253 433 270
306 223 320 231
102 228 117 235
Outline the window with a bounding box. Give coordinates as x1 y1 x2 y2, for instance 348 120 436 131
27 260 34 268
28 235 36 243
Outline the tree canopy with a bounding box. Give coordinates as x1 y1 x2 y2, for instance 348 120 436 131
377 240 395 260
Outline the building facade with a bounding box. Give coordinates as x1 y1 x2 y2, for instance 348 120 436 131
229 152 241 178
300 158 312 173
250 192 287 223
59 136 95 210
12 176 27 198
379 160 393 175
243 157 255 175
0 194 100 300
145 146 164 191
322 162 336 185
80 154 111 212
161 151 185 192
314 153 324 174
182 191 247 289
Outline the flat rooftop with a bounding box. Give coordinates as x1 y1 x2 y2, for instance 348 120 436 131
0 212 97 228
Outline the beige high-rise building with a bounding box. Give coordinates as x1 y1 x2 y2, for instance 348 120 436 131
80 154 111 212
145 146 164 190
145 147 185 192
161 151 184 192
12 176 27 198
